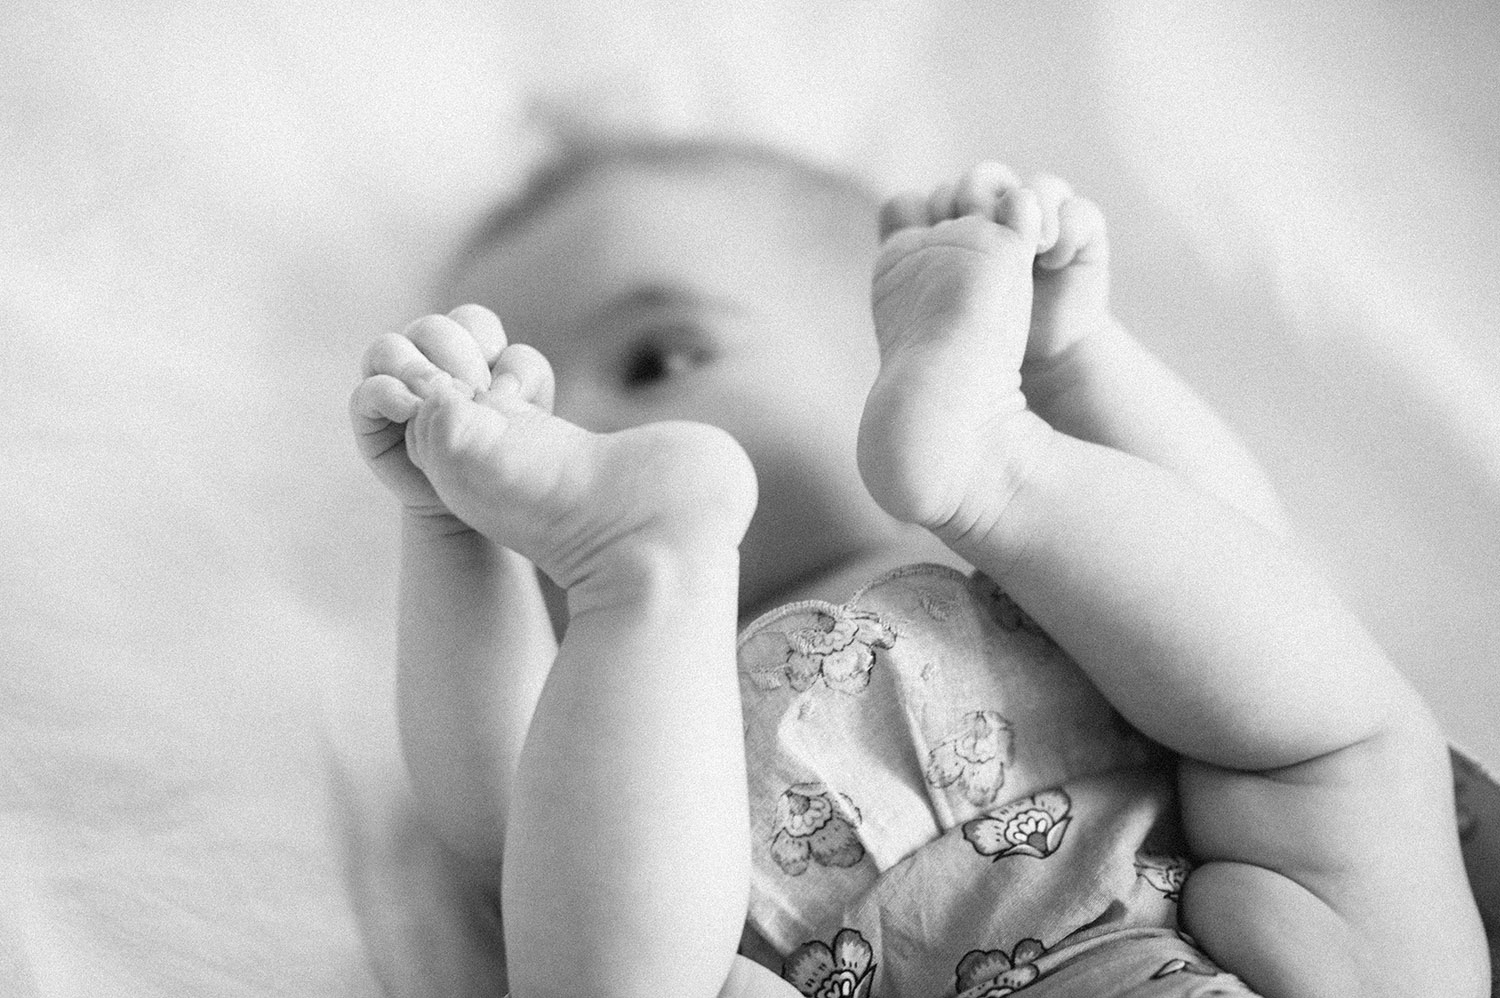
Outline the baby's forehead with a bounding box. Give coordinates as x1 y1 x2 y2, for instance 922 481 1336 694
469 143 881 268
444 144 884 359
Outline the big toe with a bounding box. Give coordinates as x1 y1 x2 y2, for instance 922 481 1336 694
482 343 556 415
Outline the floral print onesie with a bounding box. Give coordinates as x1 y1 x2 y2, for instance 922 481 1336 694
735 563 1261 998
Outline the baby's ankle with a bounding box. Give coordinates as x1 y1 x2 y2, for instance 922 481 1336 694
565 537 742 617
927 409 1058 563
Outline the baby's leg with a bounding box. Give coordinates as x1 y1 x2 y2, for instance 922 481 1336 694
879 167 1286 534
403 349 759 998
859 168 1487 997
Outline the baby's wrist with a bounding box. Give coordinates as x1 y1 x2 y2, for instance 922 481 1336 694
1021 316 1125 414
1024 312 1120 375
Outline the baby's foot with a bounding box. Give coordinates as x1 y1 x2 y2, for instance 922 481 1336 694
858 163 1046 536
357 307 758 596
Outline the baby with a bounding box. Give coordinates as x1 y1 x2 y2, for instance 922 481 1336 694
349 139 1487 998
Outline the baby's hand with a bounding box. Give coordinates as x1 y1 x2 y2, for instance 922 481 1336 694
1025 173 1111 365
349 305 505 519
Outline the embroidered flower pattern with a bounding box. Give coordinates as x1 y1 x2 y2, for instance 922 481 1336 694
954 939 1046 997
919 588 961 621
925 710 1014 807
962 789 1073 861
743 606 898 694
770 782 865 875
1134 853 1191 901
783 927 876 998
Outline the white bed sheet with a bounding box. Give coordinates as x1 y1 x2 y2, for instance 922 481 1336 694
3 1 1497 994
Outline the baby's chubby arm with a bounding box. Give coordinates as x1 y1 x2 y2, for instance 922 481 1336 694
1023 322 1289 534
1013 174 1288 534
351 306 558 875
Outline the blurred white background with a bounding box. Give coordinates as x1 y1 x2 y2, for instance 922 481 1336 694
3 1 1496 994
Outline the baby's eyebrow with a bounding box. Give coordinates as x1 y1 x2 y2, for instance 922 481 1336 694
584 282 739 330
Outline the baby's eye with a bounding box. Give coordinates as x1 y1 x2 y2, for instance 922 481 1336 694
621 329 715 389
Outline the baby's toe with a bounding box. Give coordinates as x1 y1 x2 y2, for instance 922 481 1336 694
412 382 490 457
484 343 556 414
954 161 1021 219
925 180 960 224
879 192 929 240
999 188 1044 244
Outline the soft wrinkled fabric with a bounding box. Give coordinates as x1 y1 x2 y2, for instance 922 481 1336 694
736 564 1500 996
737 564 1256 997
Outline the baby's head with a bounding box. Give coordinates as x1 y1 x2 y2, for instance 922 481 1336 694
443 137 931 612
